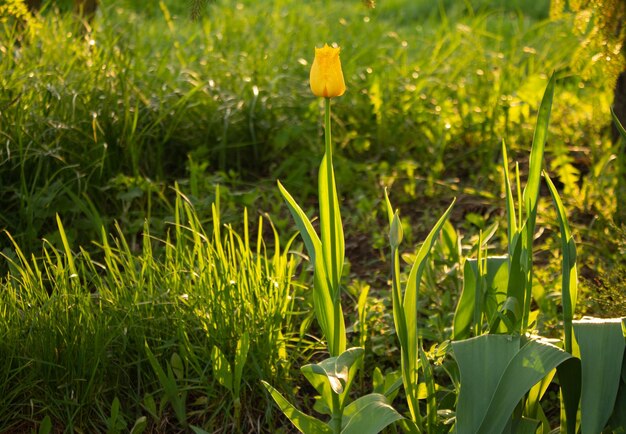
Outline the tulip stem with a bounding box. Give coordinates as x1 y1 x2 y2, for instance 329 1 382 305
324 97 342 358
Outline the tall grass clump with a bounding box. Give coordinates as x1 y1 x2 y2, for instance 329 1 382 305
0 190 300 432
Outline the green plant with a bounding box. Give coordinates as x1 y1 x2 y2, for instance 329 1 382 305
263 48 402 433
386 190 455 433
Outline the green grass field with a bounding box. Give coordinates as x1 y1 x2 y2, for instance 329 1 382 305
1 0 625 432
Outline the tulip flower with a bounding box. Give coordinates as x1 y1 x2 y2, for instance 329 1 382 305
310 44 346 98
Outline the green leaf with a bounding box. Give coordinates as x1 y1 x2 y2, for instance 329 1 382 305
170 353 184 381
372 368 403 401
130 417 147 434
38 416 52 434
341 393 403 434
211 345 233 393
319 147 345 299
277 180 322 265
612 106 626 141
545 172 578 354
608 355 626 430
523 72 555 224
556 357 582 434
452 335 572 434
502 140 518 255
301 347 364 409
144 343 187 427
278 180 343 356
574 317 626 433
401 199 454 424
234 332 250 398
262 381 333 434
453 256 508 339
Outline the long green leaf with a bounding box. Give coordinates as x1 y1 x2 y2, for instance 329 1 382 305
612 106 626 141
545 172 578 355
277 180 322 265
402 199 455 423
278 180 342 355
574 317 626 433
520 73 555 333
501 140 518 254
262 381 333 434
319 148 344 299
523 72 555 222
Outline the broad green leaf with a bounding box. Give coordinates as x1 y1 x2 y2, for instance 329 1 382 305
574 317 626 433
453 335 572 434
262 381 332 434
516 417 541 434
478 338 571 433
556 357 582 434
453 335 520 433
545 172 578 355
608 354 626 430
453 256 508 339
301 347 364 409
341 393 403 434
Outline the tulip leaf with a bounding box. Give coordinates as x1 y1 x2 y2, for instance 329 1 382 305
545 172 578 355
301 347 364 409
501 140 518 252
277 180 321 265
400 199 454 424
262 381 332 434
278 180 342 356
574 317 626 433
452 334 572 434
453 255 508 340
340 393 403 434
557 357 582 434
523 72 555 224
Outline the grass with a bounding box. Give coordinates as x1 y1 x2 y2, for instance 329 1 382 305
0 190 307 431
1 0 624 431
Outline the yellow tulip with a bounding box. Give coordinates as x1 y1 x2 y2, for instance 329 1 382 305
310 44 346 98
